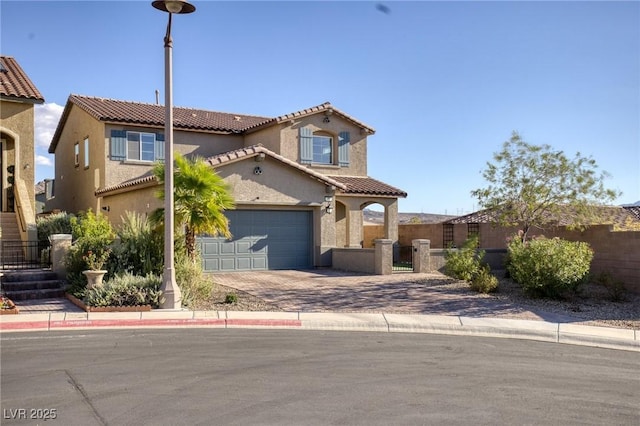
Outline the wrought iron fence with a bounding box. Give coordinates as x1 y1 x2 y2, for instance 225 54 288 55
0 240 50 270
393 245 413 272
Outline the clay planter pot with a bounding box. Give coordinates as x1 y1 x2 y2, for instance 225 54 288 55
0 297 19 315
82 270 107 289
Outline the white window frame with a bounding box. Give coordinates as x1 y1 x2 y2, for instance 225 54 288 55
127 131 156 162
84 137 89 168
312 135 333 164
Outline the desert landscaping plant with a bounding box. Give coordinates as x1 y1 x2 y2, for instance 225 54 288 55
594 271 628 302
472 132 620 241
470 264 499 293
112 211 164 276
84 273 162 308
507 236 593 299
152 153 235 260
444 235 483 281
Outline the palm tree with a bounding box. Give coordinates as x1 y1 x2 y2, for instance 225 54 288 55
152 153 235 260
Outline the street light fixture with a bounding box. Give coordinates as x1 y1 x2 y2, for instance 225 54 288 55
152 0 196 309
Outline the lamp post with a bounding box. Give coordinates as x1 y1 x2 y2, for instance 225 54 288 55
152 0 196 309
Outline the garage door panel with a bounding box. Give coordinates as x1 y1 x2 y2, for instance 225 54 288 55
199 210 312 272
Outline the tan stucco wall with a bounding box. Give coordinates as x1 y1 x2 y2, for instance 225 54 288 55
250 114 368 177
48 106 105 214
0 100 36 214
103 124 245 190
101 185 161 227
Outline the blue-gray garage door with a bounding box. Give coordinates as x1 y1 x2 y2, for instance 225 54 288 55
198 210 313 271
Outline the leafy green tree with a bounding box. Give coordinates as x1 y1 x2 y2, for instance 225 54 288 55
471 132 620 241
152 153 235 259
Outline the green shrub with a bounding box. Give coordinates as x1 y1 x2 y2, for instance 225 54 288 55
84 273 162 308
594 271 627 302
37 211 74 244
175 249 213 308
224 293 238 304
470 265 499 293
111 211 164 276
507 236 593 299
444 235 483 281
65 209 116 291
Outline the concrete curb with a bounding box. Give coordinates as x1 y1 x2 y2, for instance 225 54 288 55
1 311 638 352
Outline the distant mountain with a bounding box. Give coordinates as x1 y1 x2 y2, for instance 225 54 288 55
621 201 640 207
364 209 458 225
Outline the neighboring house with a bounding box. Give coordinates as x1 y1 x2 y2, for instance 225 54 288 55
0 56 44 246
47 95 406 271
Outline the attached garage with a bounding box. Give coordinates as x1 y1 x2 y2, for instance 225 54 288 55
198 210 313 272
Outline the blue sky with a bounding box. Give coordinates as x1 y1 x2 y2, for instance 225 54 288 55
2 0 638 213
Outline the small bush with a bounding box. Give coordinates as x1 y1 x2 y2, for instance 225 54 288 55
507 236 593 299
37 211 74 246
111 211 164 276
444 235 483 281
470 265 499 293
65 209 116 291
175 249 213 308
84 273 162 308
224 293 238 304
594 271 627 302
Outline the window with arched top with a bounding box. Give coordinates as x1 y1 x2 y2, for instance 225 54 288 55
299 127 350 166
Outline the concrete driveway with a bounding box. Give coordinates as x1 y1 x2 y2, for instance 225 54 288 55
210 269 578 322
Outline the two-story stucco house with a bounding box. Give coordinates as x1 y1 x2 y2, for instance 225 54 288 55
47 95 406 271
0 56 44 255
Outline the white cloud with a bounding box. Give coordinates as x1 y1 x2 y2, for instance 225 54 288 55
34 102 64 149
35 154 53 167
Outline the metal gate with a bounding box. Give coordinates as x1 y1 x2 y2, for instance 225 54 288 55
393 245 413 272
0 240 50 269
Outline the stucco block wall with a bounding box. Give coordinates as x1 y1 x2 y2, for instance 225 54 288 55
101 185 161 227
367 223 640 293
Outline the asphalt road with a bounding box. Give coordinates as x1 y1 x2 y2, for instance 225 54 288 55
1 329 638 425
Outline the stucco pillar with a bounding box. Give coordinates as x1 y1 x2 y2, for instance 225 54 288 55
342 198 364 248
374 239 393 275
383 200 399 245
412 239 431 273
50 234 72 280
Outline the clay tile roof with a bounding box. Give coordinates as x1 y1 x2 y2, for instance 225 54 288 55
94 174 157 196
329 176 407 198
206 145 347 190
623 205 640 221
244 102 376 134
445 205 640 229
68 94 270 132
0 56 44 103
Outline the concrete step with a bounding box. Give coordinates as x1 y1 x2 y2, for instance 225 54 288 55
4 288 66 301
1 269 65 301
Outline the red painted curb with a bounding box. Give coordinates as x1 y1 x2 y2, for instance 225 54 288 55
0 321 50 330
227 319 302 327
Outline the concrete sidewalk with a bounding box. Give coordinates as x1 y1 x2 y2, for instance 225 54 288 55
1 306 638 352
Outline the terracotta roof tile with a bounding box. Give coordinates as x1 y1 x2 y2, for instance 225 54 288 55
445 205 640 230
329 176 407 197
206 145 347 190
69 95 270 133
0 56 44 103
245 102 376 134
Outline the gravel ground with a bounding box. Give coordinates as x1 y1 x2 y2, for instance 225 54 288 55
417 275 640 330
200 274 639 330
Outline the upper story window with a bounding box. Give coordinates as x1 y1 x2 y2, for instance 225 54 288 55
127 132 156 162
110 130 164 162
84 137 89 168
300 126 350 167
312 134 333 164
74 143 79 167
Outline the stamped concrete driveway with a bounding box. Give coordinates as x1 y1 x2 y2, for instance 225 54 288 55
210 269 577 322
